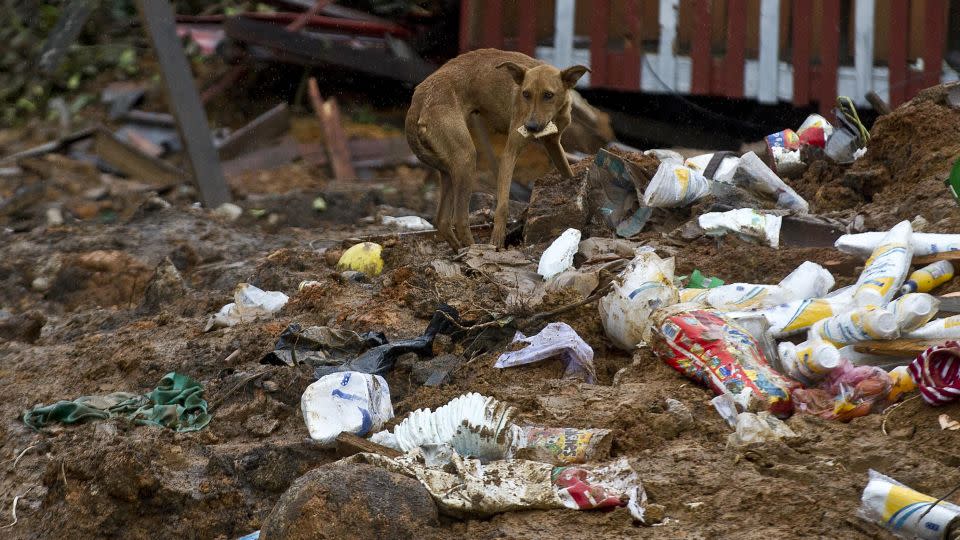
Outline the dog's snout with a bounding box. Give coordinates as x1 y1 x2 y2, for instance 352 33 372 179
524 121 543 133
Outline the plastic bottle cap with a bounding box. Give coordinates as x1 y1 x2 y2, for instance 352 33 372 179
873 310 898 336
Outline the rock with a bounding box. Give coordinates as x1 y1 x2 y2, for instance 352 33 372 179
141 258 188 312
213 202 243 221
523 167 590 244
645 503 667 524
260 462 438 540
0 310 45 344
244 414 279 436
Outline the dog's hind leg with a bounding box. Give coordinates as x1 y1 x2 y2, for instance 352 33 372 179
432 169 460 249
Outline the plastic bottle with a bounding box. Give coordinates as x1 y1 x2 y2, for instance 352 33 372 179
887 366 916 401
852 221 913 308
809 306 899 346
887 293 940 332
778 339 842 383
900 260 954 294
903 314 960 340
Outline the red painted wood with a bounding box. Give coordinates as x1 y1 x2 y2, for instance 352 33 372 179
623 0 641 90
590 0 611 87
458 0 473 52
888 0 909 106
725 0 746 97
517 0 536 57
920 0 947 94
819 0 841 117
607 51 626 88
691 0 712 94
791 0 812 106
482 0 503 49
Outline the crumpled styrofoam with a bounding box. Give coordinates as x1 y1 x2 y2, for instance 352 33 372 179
205 283 289 331
538 228 581 280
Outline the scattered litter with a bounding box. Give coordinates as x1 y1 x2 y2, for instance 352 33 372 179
852 220 913 308
301 372 393 446
887 366 917 401
213 202 243 221
205 283 289 331
382 215 433 231
685 152 739 183
859 469 960 539
726 411 797 447
511 426 613 465
699 208 782 248
908 342 960 405
680 261 834 310
643 161 711 208
23 372 210 432
711 394 740 428
940 414 960 431
792 360 893 421
902 260 954 294
685 269 724 289
261 323 386 367
809 305 899 346
887 294 940 332
778 338 841 384
835 232 960 258
652 305 798 416
599 248 679 351
733 151 809 212
495 322 596 383
337 242 385 276
537 228 581 280
903 315 960 340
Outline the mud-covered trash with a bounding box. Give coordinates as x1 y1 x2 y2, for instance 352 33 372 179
859 469 960 540
909 342 960 405
537 228 581 280
301 372 394 446
348 450 647 521
511 426 613 465
792 360 893 421
313 304 459 378
337 242 384 276
382 215 433 231
643 160 711 208
726 411 797 447
261 323 386 367
902 261 954 294
599 248 679 351
825 97 869 164
652 305 799 416
213 202 243 221
205 283 288 331
852 220 913 308
698 208 782 248
495 322 596 383
23 372 211 432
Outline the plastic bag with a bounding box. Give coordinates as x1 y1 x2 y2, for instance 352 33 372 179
382 215 434 231
642 160 711 208
301 372 394 446
205 283 289 331
726 411 797 447
651 305 798 416
859 469 960 540
887 293 940 332
495 322 596 383
599 248 679 350
791 359 892 421
733 151 809 213
699 208 782 248
852 220 913 308
685 152 740 184
835 232 960 258
908 342 960 405
538 228 581 280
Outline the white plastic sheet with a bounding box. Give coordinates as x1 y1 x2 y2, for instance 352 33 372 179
495 322 596 382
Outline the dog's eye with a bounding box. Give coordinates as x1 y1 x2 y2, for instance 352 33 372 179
543 91 554 100
522 91 531 100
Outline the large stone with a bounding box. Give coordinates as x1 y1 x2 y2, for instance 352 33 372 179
260 462 438 540
523 166 590 244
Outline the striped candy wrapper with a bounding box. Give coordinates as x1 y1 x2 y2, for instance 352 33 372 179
908 341 960 405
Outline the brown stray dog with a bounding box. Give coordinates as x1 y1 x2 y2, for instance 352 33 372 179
405 49 589 249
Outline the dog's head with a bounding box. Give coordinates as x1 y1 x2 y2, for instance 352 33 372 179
496 61 589 135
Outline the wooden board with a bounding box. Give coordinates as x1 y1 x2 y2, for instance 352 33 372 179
135 0 231 208
94 128 186 189
913 251 960 266
854 339 941 357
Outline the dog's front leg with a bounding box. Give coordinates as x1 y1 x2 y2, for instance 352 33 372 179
542 134 574 178
491 131 526 248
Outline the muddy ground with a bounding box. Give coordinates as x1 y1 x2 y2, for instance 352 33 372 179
2 86 960 539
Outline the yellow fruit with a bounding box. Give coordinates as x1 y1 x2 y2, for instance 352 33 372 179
336 242 384 276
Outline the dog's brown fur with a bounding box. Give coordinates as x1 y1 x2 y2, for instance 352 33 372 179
405 49 589 249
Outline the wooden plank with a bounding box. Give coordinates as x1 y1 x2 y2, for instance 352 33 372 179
94 128 186 188
459 0 474 52
135 0 231 207
912 251 960 266
853 0 876 107
854 339 941 357
553 0 576 72
791 0 813 106
866 90 892 114
307 78 355 181
482 0 504 49
690 0 712 95
517 0 536 56
888 0 909 107
221 135 303 177
757 0 781 103
38 0 96 74
819 0 841 117
623 0 642 91
725 0 747 97
921 0 948 93
656 0 679 91
216 103 291 161
589 0 611 86
334 432 403 458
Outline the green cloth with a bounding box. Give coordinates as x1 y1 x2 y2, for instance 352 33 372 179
23 372 211 432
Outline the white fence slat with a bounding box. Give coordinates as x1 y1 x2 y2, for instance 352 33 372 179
854 0 876 106
656 0 679 91
553 0 576 72
757 0 780 103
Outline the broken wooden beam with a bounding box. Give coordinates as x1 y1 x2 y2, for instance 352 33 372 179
334 432 402 458
0 127 96 165
217 103 291 161
135 0 231 207
94 128 187 188
912 251 960 266
307 77 355 181
854 339 939 357
866 91 892 115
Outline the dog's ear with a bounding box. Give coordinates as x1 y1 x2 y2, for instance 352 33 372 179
560 65 590 88
496 62 527 86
